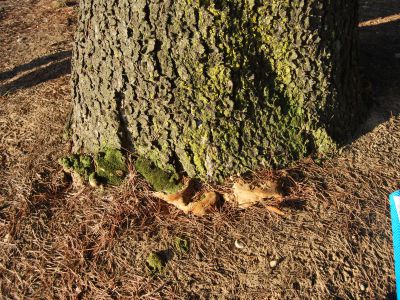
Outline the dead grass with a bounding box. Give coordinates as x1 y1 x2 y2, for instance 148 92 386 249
0 0 399 299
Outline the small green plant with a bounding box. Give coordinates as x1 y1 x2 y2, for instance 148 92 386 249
146 252 165 275
174 237 189 253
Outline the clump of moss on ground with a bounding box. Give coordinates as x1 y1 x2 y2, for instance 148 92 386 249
59 149 127 186
59 154 94 181
146 252 165 275
135 157 182 194
94 148 127 186
174 237 189 253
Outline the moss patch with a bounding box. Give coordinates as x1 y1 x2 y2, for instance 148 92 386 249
135 157 182 194
94 148 127 186
59 154 94 181
174 237 189 253
59 149 127 186
146 252 165 275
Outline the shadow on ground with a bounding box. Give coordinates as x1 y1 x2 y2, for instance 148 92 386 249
386 291 396 300
0 50 71 96
354 9 400 139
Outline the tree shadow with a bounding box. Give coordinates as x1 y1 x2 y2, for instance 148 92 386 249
0 50 72 96
354 6 400 139
386 291 396 300
359 17 400 97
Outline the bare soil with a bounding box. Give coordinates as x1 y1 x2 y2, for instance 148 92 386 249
0 0 399 299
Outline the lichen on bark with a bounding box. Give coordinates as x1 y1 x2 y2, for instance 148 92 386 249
71 0 364 182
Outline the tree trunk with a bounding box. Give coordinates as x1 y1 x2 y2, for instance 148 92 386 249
71 0 364 182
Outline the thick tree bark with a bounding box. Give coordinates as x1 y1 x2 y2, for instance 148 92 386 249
71 0 364 181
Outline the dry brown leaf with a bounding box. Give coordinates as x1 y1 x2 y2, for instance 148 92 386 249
154 186 190 213
188 192 218 217
265 205 286 216
230 181 283 208
153 182 218 216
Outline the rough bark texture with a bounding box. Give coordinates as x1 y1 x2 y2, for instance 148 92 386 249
71 0 364 181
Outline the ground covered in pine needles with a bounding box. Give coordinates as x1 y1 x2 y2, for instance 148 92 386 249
0 0 399 299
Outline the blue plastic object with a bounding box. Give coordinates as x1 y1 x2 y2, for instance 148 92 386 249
389 190 400 299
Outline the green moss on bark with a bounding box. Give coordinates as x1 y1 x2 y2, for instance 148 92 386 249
59 154 94 180
135 157 182 194
60 149 127 186
94 148 127 186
